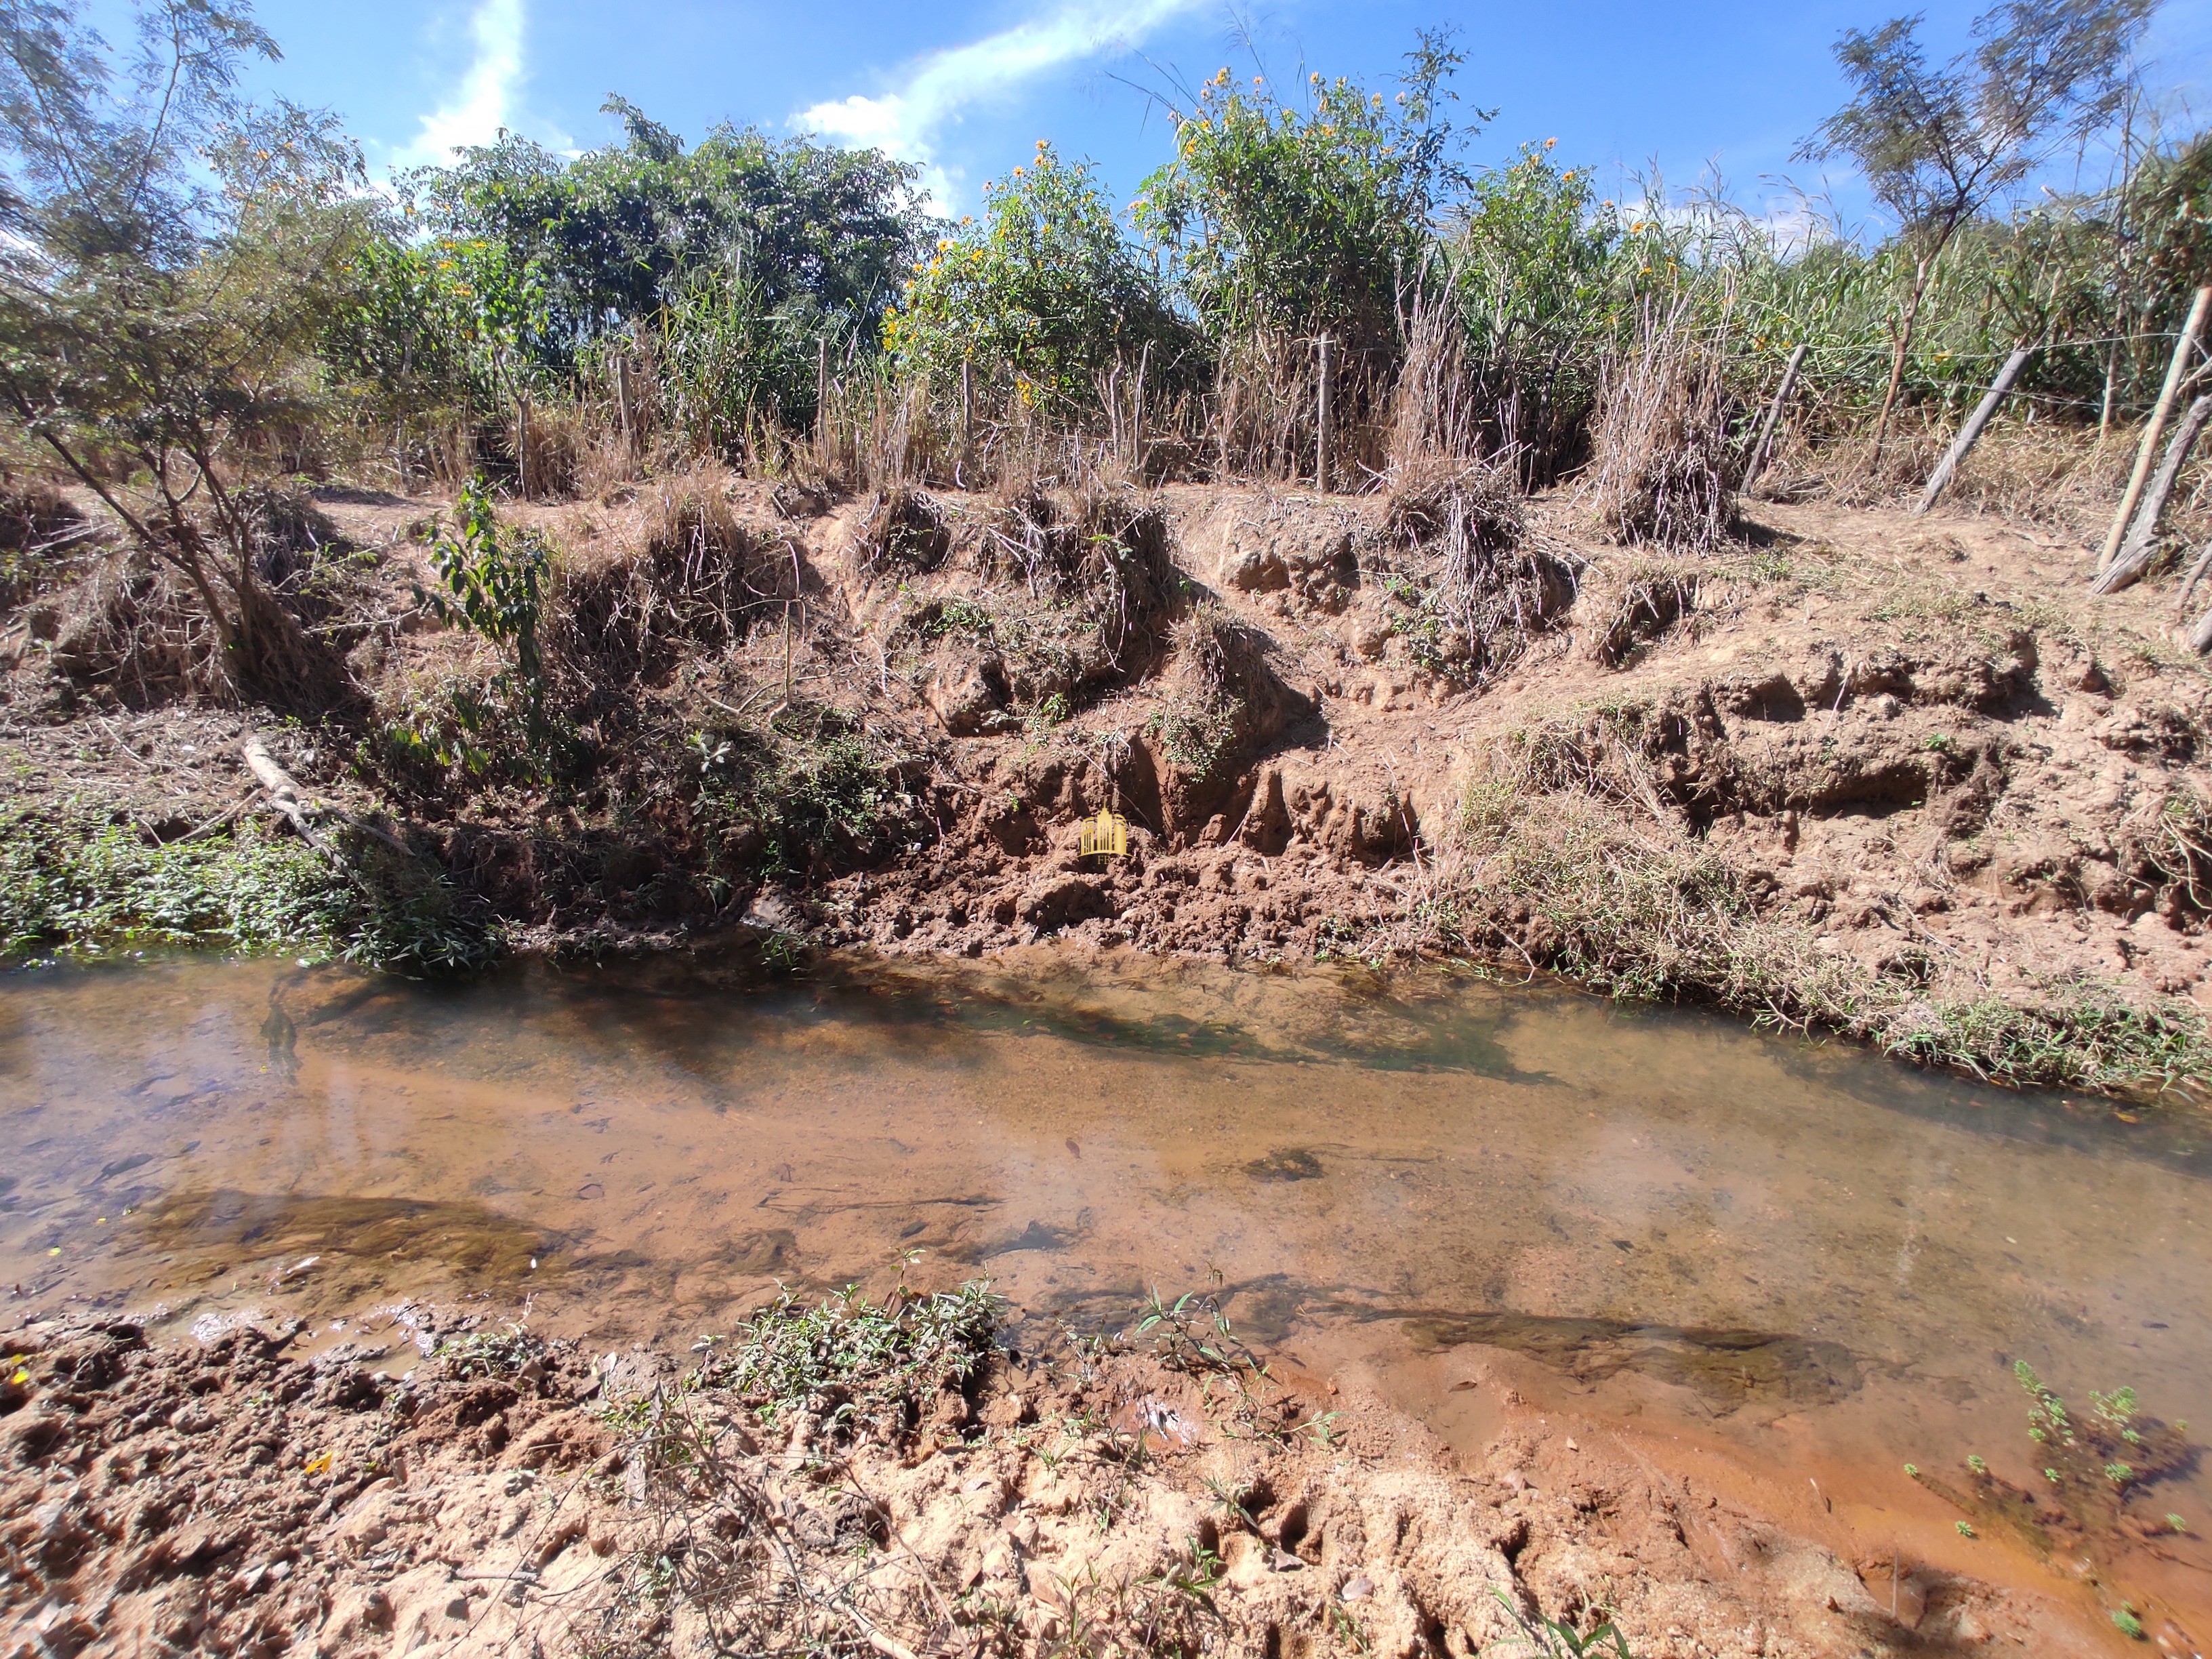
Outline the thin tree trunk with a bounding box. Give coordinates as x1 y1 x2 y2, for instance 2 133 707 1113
1743 342 1809 491
2092 392 2212 594
1871 260 1929 466
1913 344 2034 516
2098 285 2212 575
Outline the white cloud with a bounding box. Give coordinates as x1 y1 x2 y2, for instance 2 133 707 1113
796 0 1200 207
394 0 529 169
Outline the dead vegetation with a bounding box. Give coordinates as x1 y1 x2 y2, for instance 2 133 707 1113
1396 726 2210 1094
553 472 792 689
1588 302 1742 552
1584 556 1702 668
1374 464 1580 683
854 484 953 577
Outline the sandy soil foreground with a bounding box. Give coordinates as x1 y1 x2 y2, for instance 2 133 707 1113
0 1293 2163 1659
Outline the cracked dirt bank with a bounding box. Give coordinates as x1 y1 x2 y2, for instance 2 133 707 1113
0 1298 2150 1659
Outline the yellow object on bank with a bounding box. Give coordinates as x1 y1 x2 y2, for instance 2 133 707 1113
1079 808 1128 858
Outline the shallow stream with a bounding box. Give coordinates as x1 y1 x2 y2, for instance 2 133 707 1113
4 948 2209 1629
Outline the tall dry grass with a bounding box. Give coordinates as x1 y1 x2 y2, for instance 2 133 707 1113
1586 298 1741 551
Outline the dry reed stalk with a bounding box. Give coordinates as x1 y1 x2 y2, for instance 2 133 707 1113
1386 291 1481 473
1588 297 1740 551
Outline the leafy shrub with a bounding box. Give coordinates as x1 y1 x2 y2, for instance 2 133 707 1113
418 476 550 728
692 712 917 876
1443 144 1622 479
1134 39 1469 355
884 144 1190 414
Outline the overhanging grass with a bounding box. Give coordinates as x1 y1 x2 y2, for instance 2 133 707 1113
0 806 503 975
1406 777 2209 1098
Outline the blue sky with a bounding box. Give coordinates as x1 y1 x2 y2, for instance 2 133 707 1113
240 0 2212 228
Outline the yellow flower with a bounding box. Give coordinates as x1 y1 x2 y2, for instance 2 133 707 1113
1544 136 1557 148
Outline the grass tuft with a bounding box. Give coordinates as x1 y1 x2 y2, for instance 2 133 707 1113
705 1279 1001 1431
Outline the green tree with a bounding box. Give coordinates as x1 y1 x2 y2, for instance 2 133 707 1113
1132 33 1480 357
1796 0 2158 458
404 105 932 382
882 142 1192 413
1443 142 1622 478
0 0 380 689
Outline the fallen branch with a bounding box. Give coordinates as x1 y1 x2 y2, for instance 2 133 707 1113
175 792 259 844
241 735 414 858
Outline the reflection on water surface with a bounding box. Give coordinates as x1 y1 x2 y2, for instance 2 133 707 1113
5 946 2211 1614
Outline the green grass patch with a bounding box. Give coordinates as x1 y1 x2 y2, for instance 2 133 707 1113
0 806 502 975
702 1279 1000 1431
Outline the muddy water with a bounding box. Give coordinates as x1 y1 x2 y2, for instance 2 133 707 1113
6 948 2212 1619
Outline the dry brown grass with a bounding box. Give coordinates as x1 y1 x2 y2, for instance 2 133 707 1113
552 469 791 688
1581 554 1703 668
851 485 951 577
1588 300 1740 551
1378 462 1580 682
1374 731 2210 1094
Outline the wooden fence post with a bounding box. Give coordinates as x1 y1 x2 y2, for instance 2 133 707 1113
1913 343 2035 516
1315 335 1333 493
516 392 531 501
2093 392 2212 594
615 354 634 457
1742 342 1807 491
2099 285 2212 575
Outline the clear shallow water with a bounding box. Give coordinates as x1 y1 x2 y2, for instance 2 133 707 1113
5 947 2211 1621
